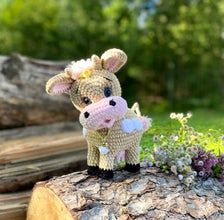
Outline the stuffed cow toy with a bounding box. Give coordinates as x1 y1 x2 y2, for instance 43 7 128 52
46 48 151 179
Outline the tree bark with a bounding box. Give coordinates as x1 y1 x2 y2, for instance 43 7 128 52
0 54 77 129
0 123 87 193
27 168 224 220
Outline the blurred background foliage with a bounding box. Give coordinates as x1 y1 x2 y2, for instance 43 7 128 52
0 0 223 111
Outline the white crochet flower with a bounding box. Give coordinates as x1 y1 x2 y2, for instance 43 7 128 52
99 146 110 155
65 58 93 80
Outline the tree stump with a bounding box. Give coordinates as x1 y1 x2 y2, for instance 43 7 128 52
27 168 224 220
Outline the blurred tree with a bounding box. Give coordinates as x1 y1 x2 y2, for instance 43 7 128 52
0 0 223 110
142 0 224 109
0 0 106 59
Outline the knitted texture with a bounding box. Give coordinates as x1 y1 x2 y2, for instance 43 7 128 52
46 48 151 175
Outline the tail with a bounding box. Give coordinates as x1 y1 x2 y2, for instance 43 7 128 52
131 102 152 131
131 102 141 116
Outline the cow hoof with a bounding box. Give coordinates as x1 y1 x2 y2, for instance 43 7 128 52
87 165 99 176
124 163 140 172
98 168 113 179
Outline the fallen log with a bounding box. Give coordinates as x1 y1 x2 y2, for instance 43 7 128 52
0 54 78 129
0 124 87 192
0 190 31 220
27 168 224 220
0 121 81 142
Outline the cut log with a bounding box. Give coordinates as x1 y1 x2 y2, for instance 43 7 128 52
27 168 224 220
0 121 81 142
0 54 77 129
0 124 87 193
0 190 31 220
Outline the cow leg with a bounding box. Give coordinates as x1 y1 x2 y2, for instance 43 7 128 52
124 144 140 172
87 144 99 176
98 153 115 179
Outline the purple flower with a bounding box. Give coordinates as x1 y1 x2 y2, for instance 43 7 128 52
197 161 204 166
191 147 218 178
204 157 218 169
148 161 153 167
198 170 205 177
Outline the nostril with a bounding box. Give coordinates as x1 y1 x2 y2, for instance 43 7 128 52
109 99 116 106
84 112 90 118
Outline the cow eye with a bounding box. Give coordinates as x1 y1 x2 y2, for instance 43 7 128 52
82 97 92 105
104 87 112 97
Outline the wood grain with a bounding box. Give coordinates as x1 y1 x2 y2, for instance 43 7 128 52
0 190 30 220
0 125 87 192
0 54 78 129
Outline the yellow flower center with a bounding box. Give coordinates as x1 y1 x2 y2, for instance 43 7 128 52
79 69 93 79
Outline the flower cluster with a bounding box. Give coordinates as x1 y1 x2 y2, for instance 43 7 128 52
65 59 93 80
191 147 218 178
142 113 224 186
151 138 197 186
191 147 224 184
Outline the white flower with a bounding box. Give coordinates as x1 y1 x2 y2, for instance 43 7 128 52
99 146 110 155
173 135 178 141
187 112 192 118
170 134 178 141
148 161 153 167
198 171 205 177
140 161 148 168
186 158 192 164
153 135 159 142
192 171 197 177
170 113 176 119
185 177 193 186
144 148 150 152
176 160 184 168
65 58 93 80
176 113 184 120
171 165 177 175
178 174 183 181
198 161 204 166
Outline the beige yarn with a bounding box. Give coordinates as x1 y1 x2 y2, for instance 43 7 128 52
46 48 149 171
86 109 143 170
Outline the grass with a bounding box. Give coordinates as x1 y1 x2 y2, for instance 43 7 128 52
141 109 224 152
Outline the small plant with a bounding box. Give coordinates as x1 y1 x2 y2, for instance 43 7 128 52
142 113 224 186
212 153 224 184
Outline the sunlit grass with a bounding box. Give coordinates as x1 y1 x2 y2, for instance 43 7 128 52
141 109 224 153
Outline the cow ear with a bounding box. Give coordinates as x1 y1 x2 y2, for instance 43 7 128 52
101 48 127 73
91 55 102 70
46 73 73 95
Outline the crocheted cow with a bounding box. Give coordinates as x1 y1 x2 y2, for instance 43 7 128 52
46 48 151 179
